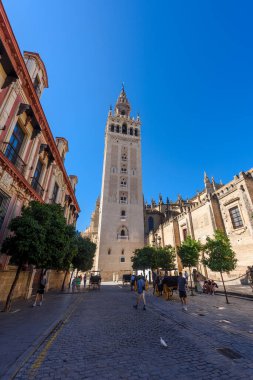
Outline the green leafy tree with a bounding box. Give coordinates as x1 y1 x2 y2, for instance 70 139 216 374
60 225 78 291
71 235 96 274
178 236 202 295
131 246 156 272
203 230 237 304
1 201 70 311
154 245 176 272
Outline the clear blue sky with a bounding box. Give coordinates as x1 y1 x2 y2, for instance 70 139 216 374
4 0 253 231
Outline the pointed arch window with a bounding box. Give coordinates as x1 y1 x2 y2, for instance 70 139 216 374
129 128 133 136
122 124 127 134
110 124 114 132
117 225 129 239
134 129 138 136
116 125 120 133
148 216 154 232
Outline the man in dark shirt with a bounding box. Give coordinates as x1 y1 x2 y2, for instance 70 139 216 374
178 272 187 311
133 276 146 311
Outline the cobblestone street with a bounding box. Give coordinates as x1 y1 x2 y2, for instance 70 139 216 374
9 285 253 380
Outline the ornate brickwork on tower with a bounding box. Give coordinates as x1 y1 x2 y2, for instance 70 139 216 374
95 87 144 281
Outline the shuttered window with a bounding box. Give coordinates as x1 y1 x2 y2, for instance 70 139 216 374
0 189 11 229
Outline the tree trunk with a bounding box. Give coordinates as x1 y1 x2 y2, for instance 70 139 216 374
61 270 68 292
220 271 229 304
189 266 194 296
3 262 23 312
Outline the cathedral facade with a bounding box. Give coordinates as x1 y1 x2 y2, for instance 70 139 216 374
145 170 253 284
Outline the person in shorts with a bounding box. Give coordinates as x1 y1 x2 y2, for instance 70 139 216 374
133 276 146 311
130 274 136 291
178 272 187 311
33 274 47 307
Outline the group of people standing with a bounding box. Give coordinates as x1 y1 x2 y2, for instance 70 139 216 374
72 274 86 292
132 271 189 311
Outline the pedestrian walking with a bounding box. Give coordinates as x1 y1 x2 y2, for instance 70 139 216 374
33 274 47 307
184 270 189 282
133 276 146 310
83 274 87 289
130 274 136 291
72 277 77 293
178 272 187 311
76 276 81 291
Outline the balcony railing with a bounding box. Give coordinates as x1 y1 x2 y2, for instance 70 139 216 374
1 142 26 175
31 177 44 197
117 235 129 240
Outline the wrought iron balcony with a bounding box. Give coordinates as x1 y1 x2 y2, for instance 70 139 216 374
1 142 26 175
31 177 44 197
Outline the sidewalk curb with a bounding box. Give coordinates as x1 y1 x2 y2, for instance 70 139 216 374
2 320 63 380
2 294 81 380
216 291 253 301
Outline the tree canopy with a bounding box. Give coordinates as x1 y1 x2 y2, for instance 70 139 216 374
72 235 96 272
1 201 80 270
1 201 78 311
178 236 202 268
154 245 176 271
131 245 176 271
131 246 156 271
203 230 237 273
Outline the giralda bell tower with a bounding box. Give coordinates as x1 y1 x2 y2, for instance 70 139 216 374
96 86 144 281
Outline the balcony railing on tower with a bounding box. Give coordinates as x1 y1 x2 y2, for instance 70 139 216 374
1 142 26 175
117 235 129 240
31 177 44 197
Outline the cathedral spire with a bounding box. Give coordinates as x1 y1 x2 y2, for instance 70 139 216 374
204 171 210 184
204 171 213 194
115 84 131 117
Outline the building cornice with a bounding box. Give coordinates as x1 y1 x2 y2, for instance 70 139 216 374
0 3 80 212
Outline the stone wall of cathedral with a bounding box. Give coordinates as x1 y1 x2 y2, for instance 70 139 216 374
146 169 253 284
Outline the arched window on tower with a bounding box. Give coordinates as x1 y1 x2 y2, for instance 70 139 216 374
116 125 120 133
148 216 154 232
110 124 114 132
122 124 127 134
117 225 129 240
135 129 138 137
129 127 133 135
121 110 126 116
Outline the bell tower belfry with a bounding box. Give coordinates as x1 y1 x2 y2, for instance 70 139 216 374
96 86 144 281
